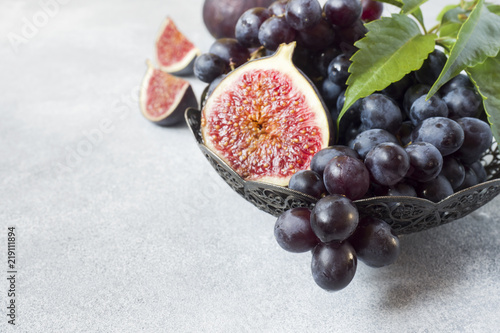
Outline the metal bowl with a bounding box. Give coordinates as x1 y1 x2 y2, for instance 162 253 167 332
186 107 500 235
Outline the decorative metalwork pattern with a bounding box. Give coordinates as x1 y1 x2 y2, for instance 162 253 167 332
245 183 316 217
185 108 500 235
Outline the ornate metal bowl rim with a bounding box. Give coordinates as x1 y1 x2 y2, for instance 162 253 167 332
185 107 500 235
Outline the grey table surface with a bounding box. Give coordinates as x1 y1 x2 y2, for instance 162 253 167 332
1 0 499 332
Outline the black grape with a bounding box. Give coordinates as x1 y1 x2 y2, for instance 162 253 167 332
365 142 410 186
274 208 319 253
288 170 326 198
311 242 357 291
285 0 323 31
349 216 400 268
411 117 464 156
235 7 271 48
323 155 370 200
310 194 359 243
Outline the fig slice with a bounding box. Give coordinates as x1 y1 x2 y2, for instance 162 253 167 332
155 17 200 75
140 61 198 126
201 42 332 186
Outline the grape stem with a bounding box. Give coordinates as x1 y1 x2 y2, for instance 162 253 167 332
249 46 265 61
428 23 440 35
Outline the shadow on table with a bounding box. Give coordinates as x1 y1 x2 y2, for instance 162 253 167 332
369 210 498 309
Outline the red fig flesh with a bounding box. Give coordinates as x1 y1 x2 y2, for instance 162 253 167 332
155 17 200 75
140 62 198 126
201 43 331 186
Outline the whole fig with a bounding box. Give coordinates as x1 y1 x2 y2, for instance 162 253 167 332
203 0 275 39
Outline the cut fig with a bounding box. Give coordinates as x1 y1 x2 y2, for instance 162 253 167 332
155 17 200 75
140 61 198 126
201 42 332 186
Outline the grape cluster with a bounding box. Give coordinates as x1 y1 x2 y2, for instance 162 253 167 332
194 0 382 90
277 146 400 291
332 62 492 201
277 50 493 291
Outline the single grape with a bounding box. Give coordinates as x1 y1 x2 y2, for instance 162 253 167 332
235 7 271 48
349 216 400 267
323 0 362 28
409 94 449 126
361 0 383 22
310 194 359 243
469 161 487 183
416 174 454 202
258 16 297 51
327 54 351 86
323 156 370 200
456 165 479 191
274 207 319 253
321 79 343 110
314 48 341 78
336 91 362 142
350 128 398 159
269 0 290 17
297 18 336 51
455 117 492 164
336 91 362 125
443 87 483 119
440 156 465 190
403 84 431 116
387 182 417 197
397 121 414 147
411 117 464 156
405 142 443 182
285 0 322 31
310 145 359 175
440 73 474 95
193 53 227 83
288 170 326 198
365 142 410 186
209 38 250 69
343 124 363 147
359 93 402 133
311 242 357 291
414 49 447 85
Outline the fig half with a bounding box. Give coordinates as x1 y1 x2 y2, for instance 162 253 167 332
140 62 198 126
201 42 332 186
155 17 200 75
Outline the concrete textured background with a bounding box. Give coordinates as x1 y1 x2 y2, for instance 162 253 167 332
1 0 499 332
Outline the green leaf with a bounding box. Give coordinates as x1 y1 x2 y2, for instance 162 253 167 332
338 14 436 127
437 5 460 23
439 22 462 38
440 6 468 25
376 0 404 8
411 8 426 29
376 0 425 28
487 4 500 15
437 38 457 53
467 54 500 143
428 0 500 97
401 0 428 15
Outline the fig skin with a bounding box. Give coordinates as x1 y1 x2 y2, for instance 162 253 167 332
139 63 199 127
203 0 275 39
154 85 198 126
